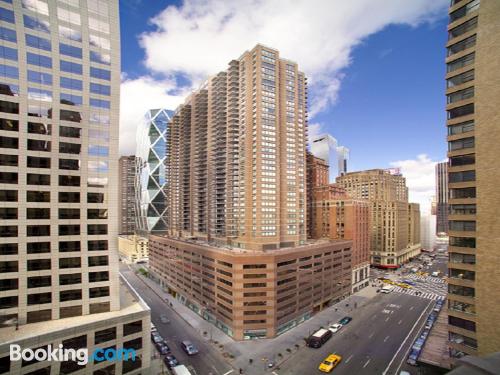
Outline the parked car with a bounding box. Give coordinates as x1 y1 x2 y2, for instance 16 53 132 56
181 340 199 355
156 343 170 355
164 354 179 368
151 332 163 344
339 316 352 325
328 323 342 333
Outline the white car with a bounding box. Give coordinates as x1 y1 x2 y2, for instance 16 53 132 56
328 323 342 333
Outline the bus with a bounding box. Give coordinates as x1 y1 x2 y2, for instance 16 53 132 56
307 328 332 348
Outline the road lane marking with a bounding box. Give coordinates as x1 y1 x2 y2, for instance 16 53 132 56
363 359 371 368
382 299 433 375
385 316 390 322
272 372 279 375
398 319 403 325
369 332 374 338
384 335 389 342
345 354 354 363
409 306 414 310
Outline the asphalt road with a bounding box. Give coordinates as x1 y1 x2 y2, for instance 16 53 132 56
275 292 434 375
120 264 234 375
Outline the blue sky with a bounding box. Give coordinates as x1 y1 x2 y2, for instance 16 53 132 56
118 0 449 209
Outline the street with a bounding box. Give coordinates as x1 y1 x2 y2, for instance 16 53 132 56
275 292 433 375
120 264 234 375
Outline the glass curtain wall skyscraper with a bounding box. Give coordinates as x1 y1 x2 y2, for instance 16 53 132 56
310 133 349 182
135 108 173 234
0 1 150 373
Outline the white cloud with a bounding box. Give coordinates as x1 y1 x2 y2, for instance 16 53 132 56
119 76 188 155
390 154 444 214
121 0 448 154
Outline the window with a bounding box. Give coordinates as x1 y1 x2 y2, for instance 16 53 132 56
0 82 18 96
0 45 17 61
23 14 50 33
59 224 80 235
95 327 116 344
59 208 80 219
59 257 81 269
27 225 50 236
28 292 52 305
59 142 81 154
59 158 80 170
0 7 14 23
449 137 474 151
60 93 82 106
89 271 109 282
449 220 476 232
25 34 51 51
90 82 110 96
60 289 82 302
90 98 110 109
0 278 17 291
0 243 17 256
27 173 50 185
28 87 52 102
57 7 81 25
0 296 18 308
60 60 82 75
89 286 109 298
450 187 476 199
450 236 476 248
449 154 475 167
89 17 109 33
448 120 474 135
21 0 49 15
27 70 52 85
0 63 18 79
449 16 477 40
448 103 474 119
27 258 51 271
0 207 16 219
0 135 17 150
60 273 82 285
88 240 107 251
87 209 107 219
0 154 17 166
88 256 108 267
60 306 82 319
88 144 109 156
27 208 50 219
88 224 107 235
0 190 17 202
59 241 81 252
450 204 476 215
27 191 50 202
59 25 82 42
27 242 50 254
447 35 476 57
87 192 104 203
449 0 479 23
0 26 16 42
59 175 80 186
0 172 17 184
88 0 109 16
28 122 51 134
60 77 83 91
88 160 108 172
0 260 18 272
0 100 18 114
28 276 51 288
90 67 110 81
449 170 475 183
59 43 82 58
447 87 474 104
60 109 82 122
27 310 51 324
59 192 80 203
60 126 81 138
90 50 110 65
449 284 475 297
27 139 50 151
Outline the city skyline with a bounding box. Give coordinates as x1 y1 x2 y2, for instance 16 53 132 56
118 0 451 212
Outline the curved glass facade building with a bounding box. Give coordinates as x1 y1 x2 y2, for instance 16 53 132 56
135 108 173 234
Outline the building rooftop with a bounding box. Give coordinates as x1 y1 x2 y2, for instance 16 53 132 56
418 306 453 370
0 278 149 348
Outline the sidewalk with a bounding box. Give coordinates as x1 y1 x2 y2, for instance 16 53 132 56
132 265 379 374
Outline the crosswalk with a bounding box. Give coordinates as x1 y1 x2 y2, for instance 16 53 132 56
405 274 446 284
392 286 445 301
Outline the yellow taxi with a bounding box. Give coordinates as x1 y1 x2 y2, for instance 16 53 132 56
397 283 412 289
318 354 342 373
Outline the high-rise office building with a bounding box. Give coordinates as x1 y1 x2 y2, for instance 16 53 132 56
337 169 421 268
436 161 449 235
135 108 173 235
0 1 150 373
311 184 371 292
310 133 349 182
119 155 137 234
150 45 353 340
446 0 500 358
